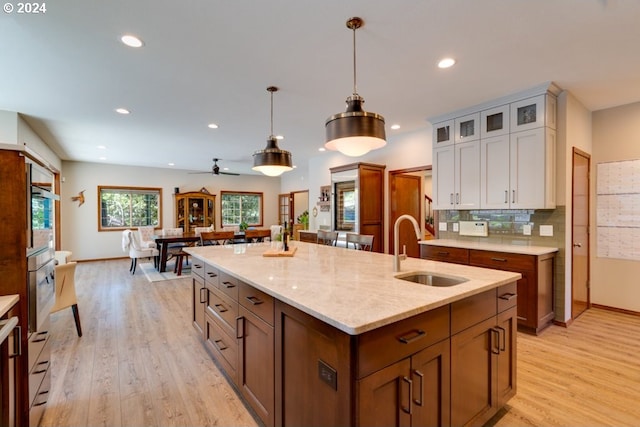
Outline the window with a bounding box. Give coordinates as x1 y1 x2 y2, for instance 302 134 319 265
221 191 263 227
98 186 162 231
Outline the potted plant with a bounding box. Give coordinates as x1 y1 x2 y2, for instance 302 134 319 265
297 210 309 230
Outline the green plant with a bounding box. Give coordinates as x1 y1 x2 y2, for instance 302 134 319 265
297 210 309 229
239 220 249 231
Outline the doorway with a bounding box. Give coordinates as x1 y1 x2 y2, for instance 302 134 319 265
279 190 309 236
389 166 432 257
572 148 590 319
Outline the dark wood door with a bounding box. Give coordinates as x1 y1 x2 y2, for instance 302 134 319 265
451 316 497 427
410 339 451 427
357 358 412 427
239 306 275 427
572 148 590 319
390 174 421 257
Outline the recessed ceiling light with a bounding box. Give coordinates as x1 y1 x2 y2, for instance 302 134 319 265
121 34 144 48
168 162 175 166
115 108 130 115
391 124 401 130
438 58 456 69
318 147 326 152
99 156 107 161
207 123 219 129
97 145 106 149
275 135 284 140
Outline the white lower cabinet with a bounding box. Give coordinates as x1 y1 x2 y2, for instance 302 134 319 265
480 127 556 210
433 141 480 210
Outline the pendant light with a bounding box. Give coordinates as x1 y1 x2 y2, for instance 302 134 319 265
325 17 386 157
252 86 293 177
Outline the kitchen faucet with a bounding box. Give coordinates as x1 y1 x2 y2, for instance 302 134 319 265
393 214 422 272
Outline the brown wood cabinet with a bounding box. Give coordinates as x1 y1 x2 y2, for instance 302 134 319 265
174 191 216 234
421 244 555 334
330 163 385 252
191 259 206 335
298 230 317 243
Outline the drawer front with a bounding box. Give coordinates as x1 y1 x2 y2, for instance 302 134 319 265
451 288 497 335
28 317 50 370
238 281 274 326
191 258 205 278
204 263 220 287
357 305 450 379
29 368 51 427
205 313 238 382
421 245 469 265
469 250 534 272
29 336 50 405
218 271 239 300
497 282 518 313
206 285 238 337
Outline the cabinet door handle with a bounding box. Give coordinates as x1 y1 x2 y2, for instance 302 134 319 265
222 281 235 289
498 292 517 301
456 193 460 204
504 190 508 204
214 304 228 313
412 369 424 407
213 339 227 351
450 193 454 205
437 251 449 256
245 296 264 305
512 190 516 204
496 326 506 351
199 287 206 304
236 317 244 339
207 271 217 278
10 325 21 358
193 263 203 270
401 376 413 415
490 257 507 262
490 328 501 354
398 329 426 344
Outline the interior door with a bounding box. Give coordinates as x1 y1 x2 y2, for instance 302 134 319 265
572 148 590 319
390 174 421 258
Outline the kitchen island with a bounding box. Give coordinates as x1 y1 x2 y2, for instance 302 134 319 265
185 241 521 427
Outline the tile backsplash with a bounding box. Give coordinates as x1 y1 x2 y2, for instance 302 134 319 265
436 206 566 322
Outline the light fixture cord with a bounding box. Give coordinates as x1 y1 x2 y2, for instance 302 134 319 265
270 89 274 137
352 24 358 95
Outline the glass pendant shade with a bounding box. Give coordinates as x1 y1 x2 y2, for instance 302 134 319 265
325 17 386 157
325 95 386 157
252 137 293 177
252 86 293 177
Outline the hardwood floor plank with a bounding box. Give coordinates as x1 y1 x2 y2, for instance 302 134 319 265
40 259 640 427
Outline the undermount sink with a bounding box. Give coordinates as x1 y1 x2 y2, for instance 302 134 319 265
394 272 468 287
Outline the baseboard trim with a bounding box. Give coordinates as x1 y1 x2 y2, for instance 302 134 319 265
552 318 572 328
591 303 640 317
75 256 128 263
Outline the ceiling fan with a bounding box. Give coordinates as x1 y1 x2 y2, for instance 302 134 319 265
190 158 240 176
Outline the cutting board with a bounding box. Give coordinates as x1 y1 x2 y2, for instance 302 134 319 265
262 246 298 257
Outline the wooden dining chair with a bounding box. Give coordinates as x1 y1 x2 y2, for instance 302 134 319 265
346 233 374 251
245 228 272 243
317 229 339 246
200 230 235 246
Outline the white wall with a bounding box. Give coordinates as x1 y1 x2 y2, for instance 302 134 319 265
60 161 282 260
0 110 18 144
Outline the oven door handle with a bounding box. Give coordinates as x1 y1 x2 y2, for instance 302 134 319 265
0 316 19 344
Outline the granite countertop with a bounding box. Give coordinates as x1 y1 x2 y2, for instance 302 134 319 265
0 295 19 317
185 241 521 335
419 239 558 256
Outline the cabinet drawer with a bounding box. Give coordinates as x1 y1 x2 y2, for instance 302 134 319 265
191 258 205 278
451 288 497 335
356 305 450 379
239 281 274 326
29 367 51 427
206 285 238 338
205 312 238 382
204 263 220 286
497 282 518 313
218 271 239 300
29 336 50 405
469 250 534 271
421 245 469 265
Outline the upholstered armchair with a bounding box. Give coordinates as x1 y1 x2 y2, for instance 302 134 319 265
137 226 157 249
122 229 159 274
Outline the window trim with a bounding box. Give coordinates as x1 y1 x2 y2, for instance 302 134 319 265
98 185 163 231
220 191 264 227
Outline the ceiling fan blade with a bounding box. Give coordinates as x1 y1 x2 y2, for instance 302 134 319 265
219 171 240 176
188 171 215 174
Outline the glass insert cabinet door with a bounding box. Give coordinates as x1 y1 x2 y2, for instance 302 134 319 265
175 192 216 233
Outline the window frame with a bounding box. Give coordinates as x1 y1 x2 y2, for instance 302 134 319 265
98 185 163 231
221 191 264 228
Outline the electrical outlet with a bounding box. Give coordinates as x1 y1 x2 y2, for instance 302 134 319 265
318 360 337 390
522 224 532 236
439 222 448 231
453 222 459 232
540 225 553 237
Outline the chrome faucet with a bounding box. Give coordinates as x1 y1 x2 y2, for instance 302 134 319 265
393 214 422 272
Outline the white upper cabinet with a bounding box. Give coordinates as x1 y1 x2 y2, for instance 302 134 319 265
432 120 455 148
433 141 480 210
454 113 480 143
481 104 510 138
510 94 557 132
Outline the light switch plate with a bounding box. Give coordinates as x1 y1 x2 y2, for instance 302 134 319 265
453 222 459 232
540 225 553 237
459 221 488 237
522 224 532 236
439 222 448 231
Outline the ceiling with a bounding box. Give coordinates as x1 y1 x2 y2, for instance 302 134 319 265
2 0 640 175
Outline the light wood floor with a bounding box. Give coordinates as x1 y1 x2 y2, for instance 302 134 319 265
40 259 640 427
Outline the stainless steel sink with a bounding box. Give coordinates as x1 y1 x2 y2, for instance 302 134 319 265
394 272 468 287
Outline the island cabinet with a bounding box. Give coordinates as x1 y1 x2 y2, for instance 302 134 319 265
421 244 555 335
450 284 517 427
191 258 206 335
